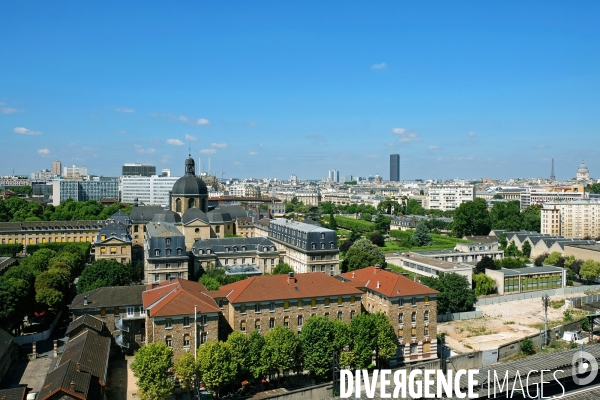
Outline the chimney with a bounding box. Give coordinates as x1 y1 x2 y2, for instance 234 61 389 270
70 381 75 392
83 296 88 306
287 271 296 284
377 281 380 288
352 272 355 278
76 362 80 371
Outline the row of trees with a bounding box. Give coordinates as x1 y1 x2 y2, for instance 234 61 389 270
0 197 131 222
536 252 600 284
132 313 397 399
452 199 541 237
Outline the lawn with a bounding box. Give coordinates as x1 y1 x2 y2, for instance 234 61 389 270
384 229 469 253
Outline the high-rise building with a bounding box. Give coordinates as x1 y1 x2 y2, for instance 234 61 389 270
63 165 88 179
122 163 157 177
328 169 339 183
52 177 119 206
120 176 179 206
390 154 400 182
52 160 62 176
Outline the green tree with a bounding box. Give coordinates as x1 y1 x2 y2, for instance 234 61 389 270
173 351 198 393
420 273 476 314
35 270 70 310
497 233 508 249
345 239 386 271
522 241 532 258
300 316 335 380
489 201 523 231
374 214 391 233
473 273 496 296
368 231 385 247
349 313 377 369
452 198 490 237
371 313 398 365
361 212 373 222
263 325 300 378
534 253 549 266
328 211 337 231
543 252 563 266
19 249 58 272
521 205 542 232
272 263 294 275
198 264 247 290
77 259 133 293
504 242 522 258
226 331 251 379
474 256 497 275
406 199 425 216
0 277 31 333
339 239 354 253
495 257 527 269
520 338 535 355
130 343 174 400
248 330 268 379
579 260 600 283
197 341 237 396
412 221 433 247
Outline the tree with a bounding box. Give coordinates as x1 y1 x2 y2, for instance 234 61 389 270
0 277 31 333
339 240 354 253
263 326 300 378
19 249 58 272
420 273 476 314
131 343 174 400
543 252 563 266
349 313 377 369
473 273 496 296
451 199 490 237
368 231 385 247
412 221 433 247
504 242 522 258
474 256 497 275
489 201 522 231
374 214 391 233
345 239 386 271
497 233 508 249
534 253 549 267
328 211 337 231
35 270 69 310
406 199 425 216
521 338 535 356
522 241 532 258
226 331 251 379
197 341 237 396
300 316 335 380
77 259 133 294
495 257 526 269
248 330 268 379
174 351 197 393
272 263 294 275
361 212 372 222
579 260 600 283
370 313 398 365
198 264 248 290
521 205 542 232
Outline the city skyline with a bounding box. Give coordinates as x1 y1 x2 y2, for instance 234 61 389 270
2 2 600 180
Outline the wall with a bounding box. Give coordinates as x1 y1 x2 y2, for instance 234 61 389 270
254 383 333 400
437 309 483 323
564 246 600 263
476 285 600 306
13 311 62 345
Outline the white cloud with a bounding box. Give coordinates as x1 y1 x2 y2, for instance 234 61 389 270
178 115 189 122
249 151 258 156
468 131 476 137
247 120 258 126
115 107 135 113
371 62 387 70
197 118 210 125
200 148 216 155
2 107 24 114
211 142 228 148
14 127 41 135
37 148 50 155
134 145 155 154
392 127 421 143
167 139 184 146
185 134 197 141
427 145 439 150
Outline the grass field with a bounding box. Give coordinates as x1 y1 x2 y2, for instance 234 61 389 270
384 229 469 252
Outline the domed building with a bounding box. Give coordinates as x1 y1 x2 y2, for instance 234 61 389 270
170 155 208 216
577 160 590 181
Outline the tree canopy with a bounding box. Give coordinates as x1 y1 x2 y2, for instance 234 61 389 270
452 198 491 237
412 221 433 246
272 263 294 275
131 342 174 400
197 341 237 396
420 273 476 314
77 259 135 294
344 239 386 272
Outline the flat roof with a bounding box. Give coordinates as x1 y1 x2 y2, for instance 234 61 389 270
564 243 600 252
498 266 563 276
402 252 471 271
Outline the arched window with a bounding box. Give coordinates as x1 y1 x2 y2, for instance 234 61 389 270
175 198 182 212
188 198 194 209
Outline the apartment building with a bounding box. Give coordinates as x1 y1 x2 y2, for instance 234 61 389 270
52 178 119 206
0 220 106 247
520 187 586 210
93 220 132 264
340 266 439 364
541 200 600 239
120 175 179 206
144 222 190 284
426 185 475 211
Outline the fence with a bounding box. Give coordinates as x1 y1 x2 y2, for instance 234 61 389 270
476 285 600 306
570 293 600 309
13 311 63 345
437 309 483 323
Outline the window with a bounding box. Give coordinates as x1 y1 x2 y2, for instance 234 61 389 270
166 335 172 347
183 317 190 327
283 301 289 310
166 318 172 329
100 308 106 317
114 307 120 316
337 297 342 305
241 320 246 332
411 297 417 306
215 226 220 233
154 249 160 256
154 262 159 269
424 296 429 304
321 243 325 249
311 243 316 249
199 315 207 325
337 311 343 320
284 316 290 328
165 262 171 269
201 332 207 344
411 327 417 338
423 342 431 352
399 298 404 307
311 266 316 272
398 313 403 324
165 273 171 280
410 343 417 354
255 320 261 332
166 238 171 246
154 274 160 282
424 311 429 322
269 302 275 312
255 304 261 313
298 315 303 326
269 318 275 328
183 334 190 347
166 249 171 256
241 304 246 314
424 327 429 337
411 312 416 323
350 310 355 320
324 298 330 307
311 298 317 308
350 296 355 304
297 299 303 308
127 307 134 317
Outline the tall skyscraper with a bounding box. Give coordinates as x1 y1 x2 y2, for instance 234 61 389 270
328 169 339 183
122 163 157 177
550 158 556 181
390 154 400 181
52 160 62 176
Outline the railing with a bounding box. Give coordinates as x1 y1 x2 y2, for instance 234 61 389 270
115 318 129 332
115 333 129 348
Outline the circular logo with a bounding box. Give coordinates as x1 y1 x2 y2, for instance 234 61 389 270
571 350 598 386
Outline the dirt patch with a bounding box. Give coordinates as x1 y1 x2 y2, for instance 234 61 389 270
439 294 584 353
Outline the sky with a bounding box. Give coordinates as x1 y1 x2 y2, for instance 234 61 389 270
1 1 599 181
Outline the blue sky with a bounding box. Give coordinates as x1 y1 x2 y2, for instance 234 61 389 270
1 2 599 181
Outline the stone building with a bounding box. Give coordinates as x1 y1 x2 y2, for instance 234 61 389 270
171 155 209 216
541 200 600 239
143 279 221 359
93 220 132 264
340 266 439 365
0 220 106 247
212 272 363 336
144 221 189 284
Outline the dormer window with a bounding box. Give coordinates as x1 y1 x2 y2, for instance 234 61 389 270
166 249 171 256
242 246 246 251
225 247 229 252
154 249 160 256
177 248 182 255
233 246 238 252
321 233 325 240
166 238 171 246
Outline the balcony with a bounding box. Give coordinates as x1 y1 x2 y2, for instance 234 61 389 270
115 318 129 332
115 333 129 348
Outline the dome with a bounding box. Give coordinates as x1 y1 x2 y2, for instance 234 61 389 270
182 207 209 225
171 155 208 196
151 210 181 224
578 160 589 173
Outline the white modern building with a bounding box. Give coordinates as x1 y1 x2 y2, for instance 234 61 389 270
520 188 587 210
541 200 600 239
426 185 475 211
30 169 55 182
120 176 180 207
63 165 88 179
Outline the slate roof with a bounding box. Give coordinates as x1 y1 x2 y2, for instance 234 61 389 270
191 237 277 254
107 210 131 225
220 273 363 303
38 360 100 400
146 222 183 237
0 220 106 233
143 279 220 316
58 329 110 386
65 315 105 337
71 285 145 309
270 218 331 233
172 175 208 196
95 221 131 244
218 205 248 220
151 210 181 224
181 207 209 224
129 205 167 223
340 266 439 298
0 387 27 400
207 208 233 223
0 328 13 358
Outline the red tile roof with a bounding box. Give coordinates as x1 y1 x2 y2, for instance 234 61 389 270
143 279 220 317
340 266 438 298
220 273 363 303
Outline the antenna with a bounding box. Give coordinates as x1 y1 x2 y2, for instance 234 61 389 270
550 158 555 181
208 157 211 176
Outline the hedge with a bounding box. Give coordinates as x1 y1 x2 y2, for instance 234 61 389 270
0 244 24 257
26 242 92 255
334 216 375 233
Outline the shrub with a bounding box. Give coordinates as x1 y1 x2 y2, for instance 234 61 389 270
520 338 535 355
